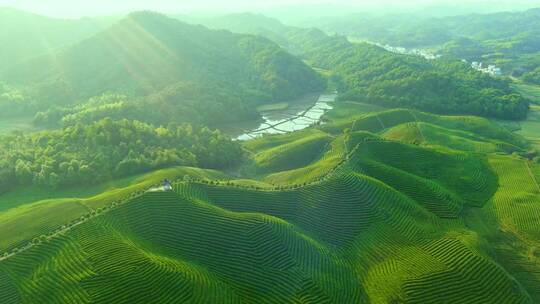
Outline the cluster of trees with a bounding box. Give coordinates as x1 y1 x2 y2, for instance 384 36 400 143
0 119 243 192
0 82 34 118
332 54 530 119
32 82 267 128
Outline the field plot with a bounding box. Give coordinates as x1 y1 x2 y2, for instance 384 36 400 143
474 156 540 301
513 83 540 104
0 190 367 303
488 156 540 245
515 105 540 147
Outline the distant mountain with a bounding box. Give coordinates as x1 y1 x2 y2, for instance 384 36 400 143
182 12 530 120
173 13 343 56
175 13 293 49
308 7 540 46
0 8 116 70
2 11 324 107
307 8 540 79
177 13 287 34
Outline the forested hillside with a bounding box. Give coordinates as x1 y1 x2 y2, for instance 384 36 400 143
0 11 324 126
183 13 530 119
0 119 242 191
314 8 540 81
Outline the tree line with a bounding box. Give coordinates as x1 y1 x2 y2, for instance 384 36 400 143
0 118 243 192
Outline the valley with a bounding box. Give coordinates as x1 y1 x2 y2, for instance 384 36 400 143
0 4 540 304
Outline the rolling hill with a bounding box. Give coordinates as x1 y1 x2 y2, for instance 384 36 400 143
314 8 540 48
1 8 540 304
2 11 324 104
1 103 539 302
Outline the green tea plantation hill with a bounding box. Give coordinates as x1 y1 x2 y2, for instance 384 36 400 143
1 106 540 303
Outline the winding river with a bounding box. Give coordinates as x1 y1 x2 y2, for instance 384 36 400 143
236 93 336 141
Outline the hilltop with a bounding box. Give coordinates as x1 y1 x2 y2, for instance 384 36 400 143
5 12 322 100
0 11 324 125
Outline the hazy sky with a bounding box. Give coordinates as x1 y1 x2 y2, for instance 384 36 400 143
0 0 538 18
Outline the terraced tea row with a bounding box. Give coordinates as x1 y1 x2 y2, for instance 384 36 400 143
341 140 498 210
403 238 530 303
0 190 368 303
0 107 537 303
489 156 540 240
177 173 385 248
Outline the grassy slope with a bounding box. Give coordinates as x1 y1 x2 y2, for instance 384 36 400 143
263 134 347 185
383 122 522 153
463 156 540 300
512 82 540 104
506 82 540 147
0 105 539 303
516 105 540 147
0 171 530 303
0 167 229 252
252 132 333 173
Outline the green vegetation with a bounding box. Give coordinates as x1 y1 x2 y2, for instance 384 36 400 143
0 106 536 302
522 67 540 85
515 105 540 147
0 166 228 253
256 102 289 112
513 82 540 103
0 119 242 191
252 131 332 173
315 8 540 84
188 13 531 120
316 43 529 120
462 156 540 300
0 116 38 134
0 8 115 71
1 7 540 304
0 12 324 127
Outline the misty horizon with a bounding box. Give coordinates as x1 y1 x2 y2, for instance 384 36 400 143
1 0 539 19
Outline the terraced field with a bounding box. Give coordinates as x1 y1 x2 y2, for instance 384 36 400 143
0 167 229 253
252 131 333 173
515 105 540 148
513 83 540 104
1 108 539 303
